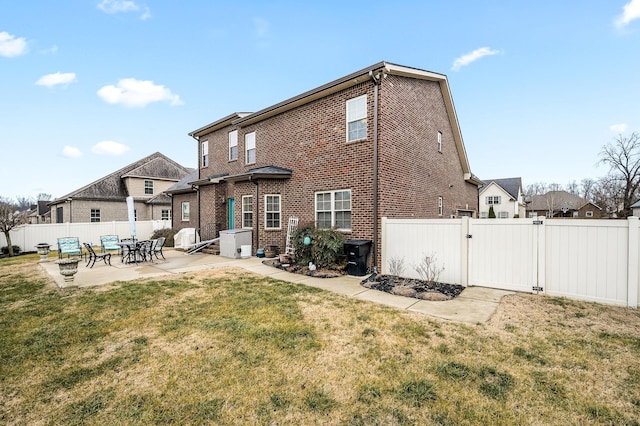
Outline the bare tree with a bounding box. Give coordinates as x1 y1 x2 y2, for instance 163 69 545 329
599 132 640 217
15 196 34 211
592 177 624 217
37 193 52 201
0 197 26 256
525 182 548 197
548 182 563 192
566 180 579 195
580 178 596 202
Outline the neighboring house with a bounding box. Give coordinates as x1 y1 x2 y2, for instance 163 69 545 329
50 152 192 224
526 191 602 218
172 61 481 269
631 200 640 217
26 201 51 224
478 178 526 219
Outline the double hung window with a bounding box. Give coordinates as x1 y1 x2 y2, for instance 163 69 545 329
229 130 238 161
245 132 256 164
242 195 253 228
90 209 101 223
265 195 280 229
486 196 501 205
201 141 209 167
346 95 367 142
182 202 190 221
144 180 153 195
315 190 351 230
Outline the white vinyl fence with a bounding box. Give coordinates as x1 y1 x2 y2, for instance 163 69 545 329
0 220 171 253
381 216 640 308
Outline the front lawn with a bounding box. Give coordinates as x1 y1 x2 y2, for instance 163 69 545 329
1 254 639 424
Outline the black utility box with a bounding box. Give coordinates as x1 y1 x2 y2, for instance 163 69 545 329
343 239 372 276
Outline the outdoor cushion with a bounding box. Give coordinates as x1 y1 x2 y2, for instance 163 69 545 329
57 237 84 259
100 235 120 254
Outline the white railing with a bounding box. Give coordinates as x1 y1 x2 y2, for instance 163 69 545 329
0 220 171 252
382 216 640 308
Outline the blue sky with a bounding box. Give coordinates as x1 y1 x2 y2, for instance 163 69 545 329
1 1 639 200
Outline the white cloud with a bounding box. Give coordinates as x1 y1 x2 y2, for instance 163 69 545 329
610 123 628 133
615 0 640 28
97 0 150 19
97 0 138 13
0 31 28 57
62 146 83 158
97 78 183 107
451 47 500 71
92 140 130 155
35 72 77 87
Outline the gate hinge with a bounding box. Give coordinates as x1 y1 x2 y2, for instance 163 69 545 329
533 220 544 225
466 234 472 239
532 286 544 292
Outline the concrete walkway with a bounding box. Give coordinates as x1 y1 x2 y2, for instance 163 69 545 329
39 249 513 324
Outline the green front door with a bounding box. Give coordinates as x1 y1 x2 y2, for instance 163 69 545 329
228 198 235 229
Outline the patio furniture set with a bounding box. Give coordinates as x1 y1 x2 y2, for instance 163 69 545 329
56 236 166 268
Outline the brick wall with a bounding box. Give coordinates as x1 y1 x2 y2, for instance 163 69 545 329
194 74 478 266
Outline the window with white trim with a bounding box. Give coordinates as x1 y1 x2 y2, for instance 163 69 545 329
181 202 190 221
229 130 238 161
144 179 153 195
264 195 280 229
245 131 256 164
480 211 489 219
528 212 537 218
90 209 101 222
242 195 253 228
586 211 593 217
346 95 367 142
161 209 171 220
437 131 442 152
486 196 501 205
438 196 443 216
572 211 579 218
498 211 509 219
315 189 352 230
201 140 208 167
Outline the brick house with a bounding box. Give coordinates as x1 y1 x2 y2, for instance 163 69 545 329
50 152 192 224
526 190 603 218
168 61 481 269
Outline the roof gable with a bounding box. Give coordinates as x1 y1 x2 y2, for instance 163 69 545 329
480 178 522 200
51 152 191 202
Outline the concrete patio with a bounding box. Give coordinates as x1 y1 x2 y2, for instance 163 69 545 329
40 249 513 324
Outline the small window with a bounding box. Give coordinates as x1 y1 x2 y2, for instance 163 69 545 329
315 189 352 230
144 180 154 195
242 195 253 228
201 140 209 168
161 209 170 220
528 212 536 218
486 196 501 205
438 196 443 216
572 211 579 218
498 211 509 219
586 211 593 218
228 130 238 161
182 202 190 221
346 95 367 142
264 195 281 229
480 211 489 219
245 131 256 164
437 131 442 152
90 209 101 223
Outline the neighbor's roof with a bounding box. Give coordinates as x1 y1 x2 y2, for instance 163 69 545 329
50 152 192 203
164 169 200 194
188 61 480 186
479 178 522 200
527 191 601 211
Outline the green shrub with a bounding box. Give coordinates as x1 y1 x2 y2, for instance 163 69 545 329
150 228 177 247
292 223 345 269
1 245 20 255
488 206 496 219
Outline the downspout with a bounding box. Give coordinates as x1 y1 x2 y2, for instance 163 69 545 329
251 176 260 254
190 133 202 235
369 70 380 273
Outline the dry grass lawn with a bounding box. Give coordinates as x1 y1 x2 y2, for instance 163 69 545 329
1 254 639 425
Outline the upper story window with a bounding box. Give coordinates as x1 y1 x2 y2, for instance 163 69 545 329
90 208 101 223
315 189 352 230
229 130 238 161
486 196 501 205
346 95 367 142
161 209 171 220
242 195 253 228
437 131 443 152
201 140 209 168
182 202 190 221
438 196 443 216
144 180 154 195
245 131 256 164
265 194 281 229
586 211 594 217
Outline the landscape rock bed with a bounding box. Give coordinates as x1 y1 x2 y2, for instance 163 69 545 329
362 274 465 301
262 259 346 278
